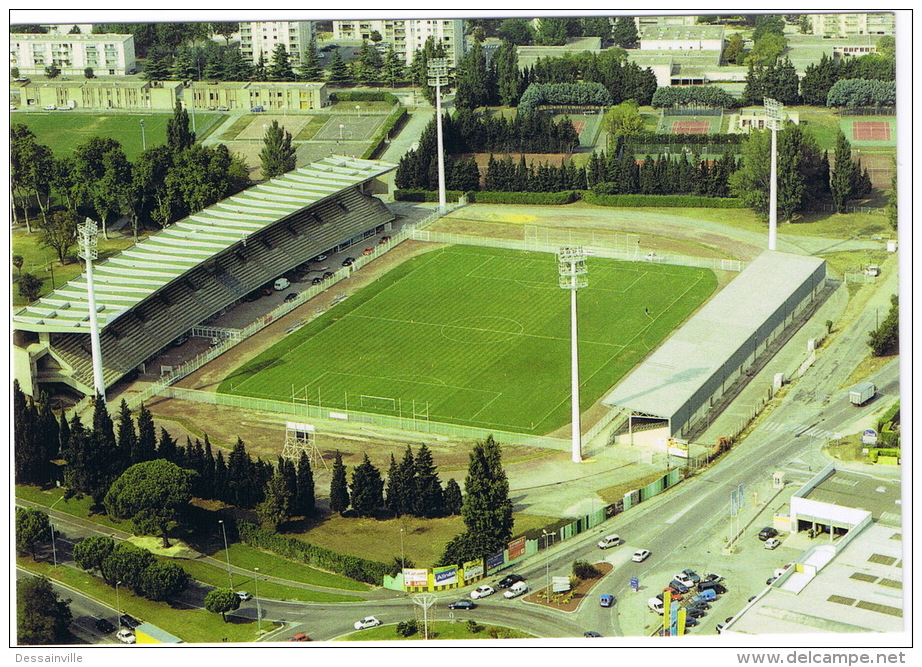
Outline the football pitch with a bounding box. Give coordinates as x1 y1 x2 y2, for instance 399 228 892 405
219 246 717 435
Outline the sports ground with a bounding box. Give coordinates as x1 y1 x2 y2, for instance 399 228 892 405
219 245 716 435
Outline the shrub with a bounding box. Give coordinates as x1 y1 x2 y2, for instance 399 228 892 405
470 190 578 205
583 192 746 208
394 188 466 203
465 619 483 634
330 91 400 105
363 107 408 159
396 619 418 637
572 560 600 580
519 82 613 115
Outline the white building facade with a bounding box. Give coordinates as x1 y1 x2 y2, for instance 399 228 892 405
239 21 317 69
332 18 465 68
808 13 895 37
10 33 136 76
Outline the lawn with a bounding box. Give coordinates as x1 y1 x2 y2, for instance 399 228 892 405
12 111 226 161
220 245 716 435
341 620 533 641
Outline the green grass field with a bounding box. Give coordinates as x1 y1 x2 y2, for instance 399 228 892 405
220 246 716 435
12 111 226 161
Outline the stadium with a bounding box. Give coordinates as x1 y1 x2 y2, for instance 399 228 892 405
13 155 828 455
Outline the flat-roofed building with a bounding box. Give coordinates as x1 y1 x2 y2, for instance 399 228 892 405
10 33 136 76
189 81 328 112
635 15 698 30
22 79 183 110
639 24 725 51
239 21 317 69
332 18 465 69
808 12 895 37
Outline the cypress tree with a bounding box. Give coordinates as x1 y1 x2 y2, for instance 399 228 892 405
299 39 322 81
830 130 858 212
115 400 136 465
350 453 384 517
460 436 513 559
294 451 315 517
157 427 178 464
413 444 444 518
443 478 463 515
166 101 195 152
213 450 228 503
329 451 350 514
135 403 156 463
259 120 296 179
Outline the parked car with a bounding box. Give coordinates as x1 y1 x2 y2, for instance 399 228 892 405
56 104 74 110
284 292 298 302
687 601 710 612
584 631 602 638
647 597 664 614
312 254 328 262
274 277 290 291
448 599 476 610
353 616 381 630
684 617 699 628
758 526 778 541
766 575 778 586
698 581 727 595
470 585 495 600
119 614 140 629
116 629 136 644
703 573 724 583
289 633 310 642
716 623 726 633
764 537 781 550
323 271 334 279
503 581 528 599
691 589 717 604
632 549 651 562
379 235 391 244
686 607 707 619
43 104 57 110
362 246 374 255
599 594 615 608
311 277 323 285
597 534 622 549
668 580 690 595
251 105 264 112
680 569 701 584
95 618 116 634
342 257 355 267
216 106 229 111
236 591 252 601
497 574 524 589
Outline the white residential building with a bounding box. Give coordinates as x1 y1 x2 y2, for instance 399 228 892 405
639 25 725 51
239 21 317 69
9 33 136 76
808 13 895 37
332 18 465 68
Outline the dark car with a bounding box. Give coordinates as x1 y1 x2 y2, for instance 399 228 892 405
342 257 355 267
699 581 727 595
284 292 298 302
311 277 323 285
497 573 524 589
680 569 701 584
119 614 140 629
448 599 476 610
669 580 690 595
685 617 700 628
379 235 391 244
686 607 707 619
758 526 778 541
323 271 334 279
584 631 602 638
95 618 116 634
687 601 710 612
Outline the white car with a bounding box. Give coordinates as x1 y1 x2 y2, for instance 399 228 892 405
597 534 622 549
470 585 495 600
764 537 781 550
632 549 651 562
236 591 252 601
116 629 136 644
43 104 57 110
354 616 381 630
503 581 528 599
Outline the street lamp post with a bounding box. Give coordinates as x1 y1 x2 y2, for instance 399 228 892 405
399 527 405 569
140 119 146 151
218 520 233 589
558 247 588 463
49 495 64 567
427 58 449 214
115 580 122 626
339 123 344 140
542 530 552 603
253 568 262 636
355 104 361 117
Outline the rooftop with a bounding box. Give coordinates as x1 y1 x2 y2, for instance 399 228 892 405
803 469 902 526
640 25 726 42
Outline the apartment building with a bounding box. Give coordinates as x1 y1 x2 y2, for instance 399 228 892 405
21 79 182 110
239 21 317 69
808 13 895 37
189 81 328 111
10 33 136 76
332 18 465 68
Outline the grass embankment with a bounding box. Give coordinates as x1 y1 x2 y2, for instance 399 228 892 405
341 621 533 641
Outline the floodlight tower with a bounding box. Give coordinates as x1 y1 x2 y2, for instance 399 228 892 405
764 98 785 251
427 57 449 214
77 218 106 400
558 247 588 463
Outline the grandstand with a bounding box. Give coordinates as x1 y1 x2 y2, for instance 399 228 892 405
12 156 397 397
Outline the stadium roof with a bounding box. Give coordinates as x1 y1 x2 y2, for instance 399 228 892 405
13 155 396 334
602 251 826 423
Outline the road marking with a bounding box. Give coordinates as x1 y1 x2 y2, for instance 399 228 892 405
663 492 710 525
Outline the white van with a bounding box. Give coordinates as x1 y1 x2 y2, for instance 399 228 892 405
647 597 664 614
274 277 290 291
503 581 528 599
597 534 622 549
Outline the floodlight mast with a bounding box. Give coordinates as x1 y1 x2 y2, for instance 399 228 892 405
77 218 105 401
764 98 784 251
428 58 449 214
558 247 588 463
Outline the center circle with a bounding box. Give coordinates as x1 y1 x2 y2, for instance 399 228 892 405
440 316 525 344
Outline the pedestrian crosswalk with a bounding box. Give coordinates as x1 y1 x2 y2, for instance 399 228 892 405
760 420 842 441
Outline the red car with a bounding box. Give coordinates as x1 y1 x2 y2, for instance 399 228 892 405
289 633 310 642
362 246 374 255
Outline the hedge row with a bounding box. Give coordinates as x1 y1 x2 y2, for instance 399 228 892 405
237 521 389 585
623 132 744 145
470 190 578 205
583 192 746 208
363 107 408 159
330 91 400 105
394 188 465 202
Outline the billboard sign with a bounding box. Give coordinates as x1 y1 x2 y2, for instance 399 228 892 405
508 536 526 561
463 559 483 581
862 429 878 445
403 568 428 587
486 551 505 570
434 565 458 586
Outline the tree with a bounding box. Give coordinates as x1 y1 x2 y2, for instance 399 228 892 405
458 436 513 560
454 40 490 110
745 32 787 67
497 18 534 45
17 133 55 226
72 535 115 582
103 459 194 547
257 471 292 531
293 451 315 517
134 403 157 463
444 478 463 515
101 542 156 594
536 17 569 46
723 32 745 65
45 65 61 79
259 120 297 179
299 39 323 81
329 451 350 513
115 400 137 464
830 131 858 213
17 576 72 645
71 137 132 239
580 16 612 38
383 46 405 88
16 507 51 558
84 67 94 79
139 561 188 601
269 43 295 81
350 453 384 517
18 272 43 301
386 446 415 517
143 46 173 80
413 444 444 518
166 101 196 151
603 100 644 141
12 254 23 276
327 49 351 84
885 158 897 230
204 588 240 622
36 209 78 263
752 15 785 41
494 41 522 107
867 294 898 356
211 21 239 45
11 66 21 78
611 16 638 49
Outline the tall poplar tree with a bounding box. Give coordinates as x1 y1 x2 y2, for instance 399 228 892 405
413 444 444 518
259 120 297 179
830 130 858 213
294 451 315 517
329 451 350 514
461 436 513 556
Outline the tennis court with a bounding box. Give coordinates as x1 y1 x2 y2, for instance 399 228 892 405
851 120 893 142
314 114 387 142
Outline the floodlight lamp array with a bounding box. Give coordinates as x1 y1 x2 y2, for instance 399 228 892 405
77 218 99 261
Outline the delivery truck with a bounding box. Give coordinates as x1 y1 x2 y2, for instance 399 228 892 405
849 382 876 406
